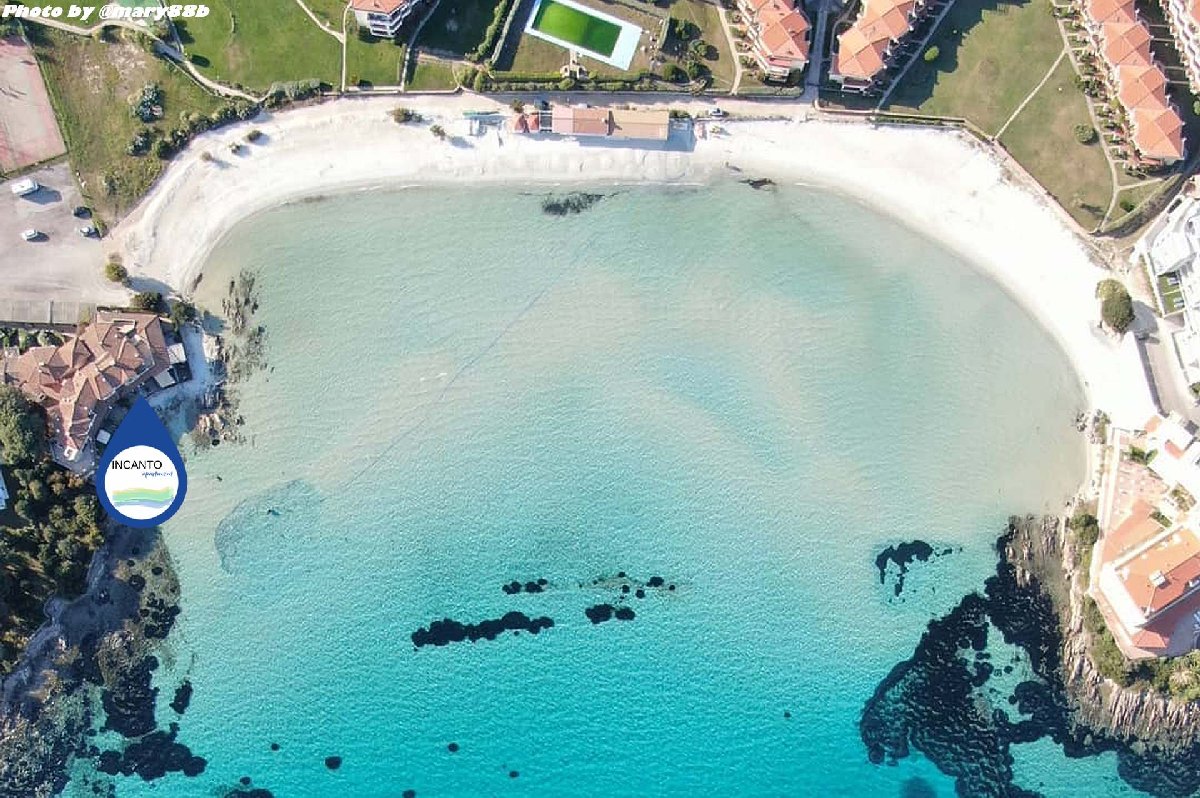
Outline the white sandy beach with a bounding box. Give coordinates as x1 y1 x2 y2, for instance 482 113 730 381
113 94 1156 429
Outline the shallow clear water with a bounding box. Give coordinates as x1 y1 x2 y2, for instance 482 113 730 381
87 182 1138 796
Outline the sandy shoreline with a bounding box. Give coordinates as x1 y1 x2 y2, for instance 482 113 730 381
113 94 1156 429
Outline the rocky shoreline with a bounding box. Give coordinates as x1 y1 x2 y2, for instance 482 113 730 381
0 524 193 797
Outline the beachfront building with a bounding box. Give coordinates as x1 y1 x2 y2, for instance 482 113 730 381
1138 187 1200 386
523 106 671 142
831 0 933 93
1163 0 1200 94
1079 0 1185 167
350 0 422 37
736 0 810 80
1092 413 1200 657
0 311 171 467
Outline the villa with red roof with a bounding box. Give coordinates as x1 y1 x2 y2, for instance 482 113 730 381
350 0 423 38
0 311 171 467
1080 0 1185 166
1092 413 1200 658
736 0 810 79
831 0 931 91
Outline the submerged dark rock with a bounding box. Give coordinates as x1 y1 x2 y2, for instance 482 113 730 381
324 756 342 771
225 789 273 798
873 540 951 597
170 680 193 715
101 656 159 738
94 725 207 781
740 178 776 190
411 613 554 648
585 604 636 624
541 192 604 216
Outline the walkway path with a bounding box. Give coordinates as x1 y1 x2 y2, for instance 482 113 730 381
804 0 834 97
340 4 350 91
993 48 1066 139
294 0 346 43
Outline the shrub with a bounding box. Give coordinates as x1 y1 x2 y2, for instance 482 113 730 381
467 0 514 62
0 386 44 464
1097 280 1134 334
246 129 264 142
1119 197 1135 213
127 128 153 156
472 69 486 93
391 106 420 123
130 291 164 312
129 82 163 122
104 261 128 283
558 77 576 91
686 60 707 81
1074 123 1097 144
429 124 446 139
923 45 939 62
169 300 197 328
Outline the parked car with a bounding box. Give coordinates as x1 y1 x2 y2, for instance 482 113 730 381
9 178 39 197
708 107 727 118
21 229 42 241
73 205 92 219
78 225 97 237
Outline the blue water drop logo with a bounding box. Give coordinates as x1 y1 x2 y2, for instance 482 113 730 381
95 397 188 528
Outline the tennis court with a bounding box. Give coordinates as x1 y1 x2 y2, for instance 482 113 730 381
0 35 66 174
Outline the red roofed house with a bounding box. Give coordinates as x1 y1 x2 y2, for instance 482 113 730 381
738 0 810 80
0 311 171 465
1163 0 1200 93
551 105 611 137
831 0 929 91
350 0 423 38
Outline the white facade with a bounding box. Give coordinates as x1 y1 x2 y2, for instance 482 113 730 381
1138 191 1200 387
352 0 419 38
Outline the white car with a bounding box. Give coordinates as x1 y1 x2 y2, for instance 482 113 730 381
709 108 727 118
9 178 39 197
20 229 41 241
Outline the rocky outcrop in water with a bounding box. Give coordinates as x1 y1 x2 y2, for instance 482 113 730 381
411 613 555 648
861 515 1200 797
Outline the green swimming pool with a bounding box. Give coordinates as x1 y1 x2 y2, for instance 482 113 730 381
531 0 622 57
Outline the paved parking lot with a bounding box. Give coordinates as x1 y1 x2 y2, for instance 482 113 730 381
1 163 127 308
0 34 65 173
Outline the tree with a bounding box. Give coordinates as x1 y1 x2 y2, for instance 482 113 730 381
169 299 198 328
1074 123 1097 145
105 261 129 283
131 291 164 312
662 63 686 82
923 45 939 63
0 386 44 465
1097 279 1134 334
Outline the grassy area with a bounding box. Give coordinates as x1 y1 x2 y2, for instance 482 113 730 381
175 0 341 91
299 0 349 28
665 0 735 90
998 56 1112 228
885 0 1065 135
406 58 461 90
346 28 405 87
532 0 623 56
416 0 495 54
1158 272 1186 315
29 26 225 219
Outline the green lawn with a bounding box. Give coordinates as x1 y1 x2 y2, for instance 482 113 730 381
406 59 461 90
29 26 225 220
885 0 1065 135
346 29 405 86
532 0 622 56
1158 272 1186 314
998 57 1113 228
176 0 341 90
415 0 494 55
301 0 349 28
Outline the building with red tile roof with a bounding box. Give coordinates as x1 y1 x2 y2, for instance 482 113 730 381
1081 0 1185 166
350 0 423 38
551 105 611 136
0 311 170 464
737 0 810 79
547 106 670 141
831 0 930 89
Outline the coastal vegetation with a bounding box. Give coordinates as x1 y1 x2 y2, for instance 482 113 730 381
0 386 104 675
1068 510 1099 571
1096 279 1135 334
29 26 228 218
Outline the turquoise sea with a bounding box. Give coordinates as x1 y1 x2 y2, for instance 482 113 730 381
79 182 1144 796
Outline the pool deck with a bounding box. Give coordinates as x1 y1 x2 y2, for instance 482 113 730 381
524 0 643 71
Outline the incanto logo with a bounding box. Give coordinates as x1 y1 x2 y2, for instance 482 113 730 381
95 398 188 527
